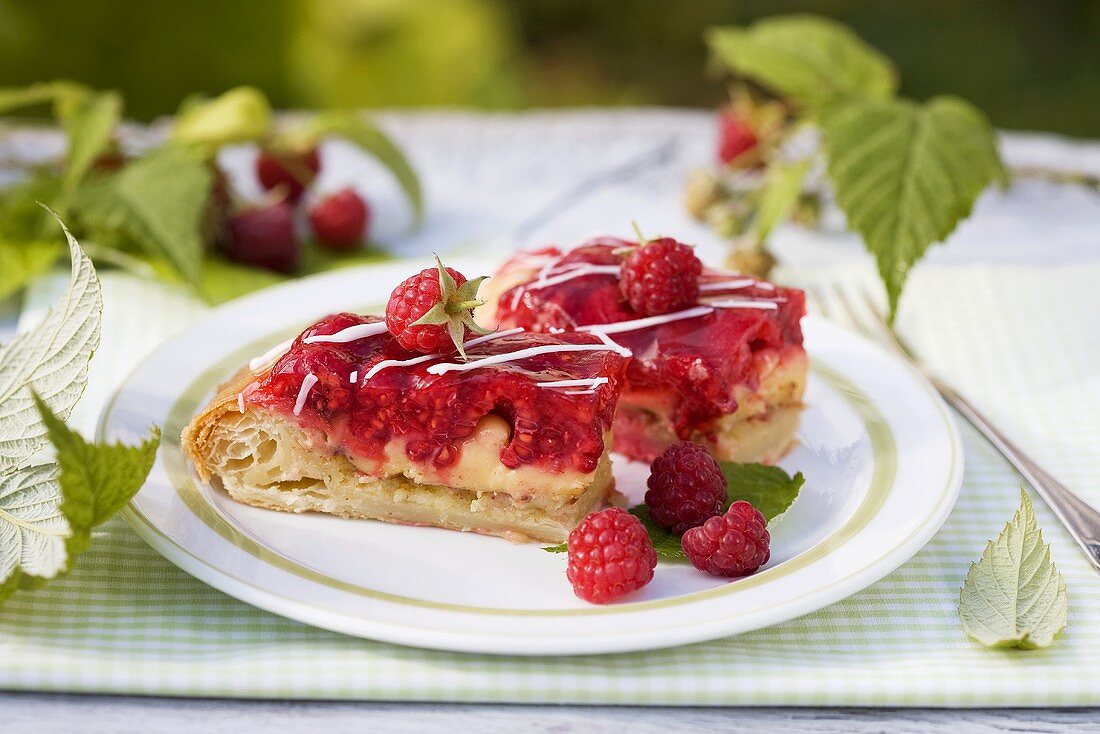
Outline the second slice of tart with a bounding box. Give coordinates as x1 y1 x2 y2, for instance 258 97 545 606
183 313 630 543
480 238 808 464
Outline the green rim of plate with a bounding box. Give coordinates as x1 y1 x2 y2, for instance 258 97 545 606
103 320 943 618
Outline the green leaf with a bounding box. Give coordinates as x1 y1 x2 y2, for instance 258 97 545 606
0 240 64 301
820 95 1005 319
720 462 805 521
751 159 812 241
0 463 68 585
706 16 897 108
304 111 423 226
60 91 122 197
34 393 160 563
0 80 90 117
959 490 1068 650
76 145 213 288
0 214 101 474
544 463 803 561
171 86 272 148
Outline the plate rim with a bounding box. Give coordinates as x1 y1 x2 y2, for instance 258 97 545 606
101 262 964 655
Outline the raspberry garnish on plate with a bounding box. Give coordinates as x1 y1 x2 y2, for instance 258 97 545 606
566 508 657 604
309 188 370 249
717 109 759 165
681 500 771 578
645 441 727 534
385 257 493 357
619 236 703 316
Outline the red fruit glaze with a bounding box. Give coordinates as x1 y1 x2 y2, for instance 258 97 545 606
681 501 770 577
310 188 369 250
386 266 472 354
566 508 657 603
645 441 727 534
245 313 629 475
619 237 702 315
256 147 321 202
223 200 299 273
718 110 758 165
493 239 805 446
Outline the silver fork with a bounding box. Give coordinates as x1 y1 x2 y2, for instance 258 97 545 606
812 282 1100 572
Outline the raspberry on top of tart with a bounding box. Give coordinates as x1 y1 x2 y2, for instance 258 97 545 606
183 312 631 544
478 236 807 464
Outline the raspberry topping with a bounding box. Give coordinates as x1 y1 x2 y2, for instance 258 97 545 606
718 110 759 165
223 200 299 274
247 313 628 475
645 442 727 534
619 237 702 316
566 508 657 604
681 501 770 578
385 258 492 356
256 146 321 202
310 188 370 250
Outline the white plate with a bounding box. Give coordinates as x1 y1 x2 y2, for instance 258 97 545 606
100 260 963 656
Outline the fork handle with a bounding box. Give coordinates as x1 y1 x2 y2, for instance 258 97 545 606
930 375 1100 571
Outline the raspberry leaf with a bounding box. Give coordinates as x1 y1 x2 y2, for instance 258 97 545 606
60 90 122 198
707 16 897 109
820 95 1005 320
171 86 272 148
751 159 811 241
76 145 213 288
719 462 805 521
0 214 101 474
628 505 687 561
959 490 1068 650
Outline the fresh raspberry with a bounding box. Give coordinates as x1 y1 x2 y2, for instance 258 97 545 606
717 110 758 165
566 508 657 604
309 188 370 250
681 501 770 578
645 441 727 534
223 200 299 273
619 237 702 316
385 257 491 356
256 146 321 202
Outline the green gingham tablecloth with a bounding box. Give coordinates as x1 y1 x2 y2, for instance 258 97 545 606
2 262 1099 707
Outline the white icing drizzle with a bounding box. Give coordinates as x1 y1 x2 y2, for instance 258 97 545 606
303 322 388 344
237 393 246 413
709 298 779 311
590 329 633 357
536 377 608 390
427 344 625 375
359 327 527 382
349 370 358 384
523 264 621 292
363 353 438 381
292 374 318 416
698 278 756 292
248 338 294 372
578 306 715 335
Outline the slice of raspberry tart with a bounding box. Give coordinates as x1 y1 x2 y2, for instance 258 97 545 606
184 261 631 544
479 236 807 464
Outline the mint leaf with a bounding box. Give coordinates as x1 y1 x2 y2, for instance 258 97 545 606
0 213 101 474
34 393 160 563
77 145 213 288
0 240 64 301
544 463 803 561
305 111 423 226
60 90 122 197
720 462 805 521
751 159 812 241
821 95 1005 320
171 86 272 148
707 16 897 109
959 490 1068 650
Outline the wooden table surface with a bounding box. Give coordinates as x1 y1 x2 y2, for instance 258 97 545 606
4 110 1100 733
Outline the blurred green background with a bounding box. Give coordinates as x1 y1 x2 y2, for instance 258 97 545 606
1 0 1097 136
